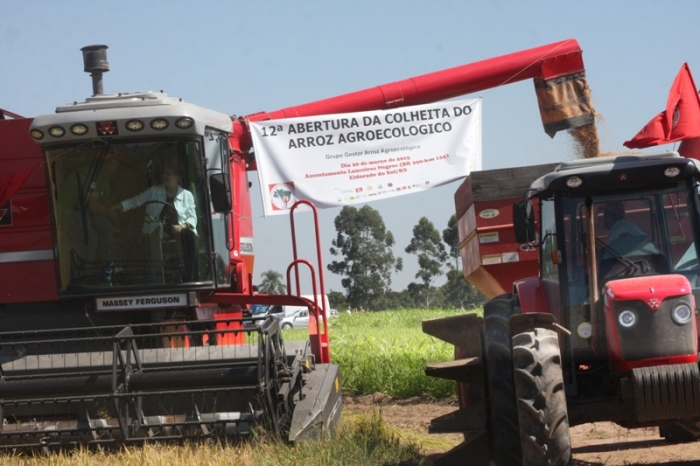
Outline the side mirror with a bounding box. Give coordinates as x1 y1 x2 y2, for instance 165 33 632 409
513 199 535 244
209 173 232 213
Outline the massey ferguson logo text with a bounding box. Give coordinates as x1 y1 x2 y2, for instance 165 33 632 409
97 121 119 136
96 293 188 311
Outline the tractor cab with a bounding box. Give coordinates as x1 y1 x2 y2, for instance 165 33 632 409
518 152 700 366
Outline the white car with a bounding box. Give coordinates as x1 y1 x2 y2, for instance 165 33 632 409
279 308 337 329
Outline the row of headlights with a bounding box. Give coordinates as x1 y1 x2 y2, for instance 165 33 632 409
29 117 195 140
565 166 683 189
618 302 693 329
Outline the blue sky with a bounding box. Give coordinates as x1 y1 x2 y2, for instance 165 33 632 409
4 0 700 294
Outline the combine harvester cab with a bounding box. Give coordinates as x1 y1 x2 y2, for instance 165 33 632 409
425 153 700 465
0 45 341 449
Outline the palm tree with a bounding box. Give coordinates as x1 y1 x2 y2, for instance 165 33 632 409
258 270 287 294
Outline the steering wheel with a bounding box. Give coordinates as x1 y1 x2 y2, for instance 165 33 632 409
142 200 175 222
143 200 173 209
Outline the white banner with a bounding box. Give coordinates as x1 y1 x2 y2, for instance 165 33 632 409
250 98 481 216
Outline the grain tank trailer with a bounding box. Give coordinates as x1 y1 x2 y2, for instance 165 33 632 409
0 46 341 449
426 152 700 465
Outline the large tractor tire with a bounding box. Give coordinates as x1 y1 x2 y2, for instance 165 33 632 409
483 294 522 466
512 328 571 466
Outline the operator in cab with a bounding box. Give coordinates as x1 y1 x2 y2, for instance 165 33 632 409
598 199 664 281
603 200 646 242
112 158 198 282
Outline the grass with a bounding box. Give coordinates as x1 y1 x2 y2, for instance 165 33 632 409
0 412 423 466
286 308 481 398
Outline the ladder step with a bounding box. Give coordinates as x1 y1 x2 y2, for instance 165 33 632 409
422 314 482 357
425 357 483 384
429 403 486 434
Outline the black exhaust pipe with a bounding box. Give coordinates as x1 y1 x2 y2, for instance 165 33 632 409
81 44 109 96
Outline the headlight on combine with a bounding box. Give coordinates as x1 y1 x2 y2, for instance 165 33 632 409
48 126 66 138
671 303 693 325
30 129 44 140
70 124 88 135
150 118 169 130
618 309 637 328
126 119 145 132
175 117 194 129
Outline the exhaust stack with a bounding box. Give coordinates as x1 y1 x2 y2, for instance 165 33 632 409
81 45 109 96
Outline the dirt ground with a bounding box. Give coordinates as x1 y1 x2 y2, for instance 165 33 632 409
343 394 700 466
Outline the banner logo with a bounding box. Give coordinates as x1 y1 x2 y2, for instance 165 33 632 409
269 182 296 211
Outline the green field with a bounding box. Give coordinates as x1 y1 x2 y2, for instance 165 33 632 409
286 308 481 399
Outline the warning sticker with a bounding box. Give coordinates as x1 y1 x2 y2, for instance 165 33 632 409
481 254 502 265
478 232 499 244
502 252 519 263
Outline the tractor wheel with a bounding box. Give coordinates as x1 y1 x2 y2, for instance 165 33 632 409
482 294 522 466
512 328 571 466
660 418 700 443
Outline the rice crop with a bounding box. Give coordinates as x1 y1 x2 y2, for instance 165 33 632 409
285 308 482 399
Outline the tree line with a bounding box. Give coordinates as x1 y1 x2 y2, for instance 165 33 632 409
328 205 485 310
259 205 486 311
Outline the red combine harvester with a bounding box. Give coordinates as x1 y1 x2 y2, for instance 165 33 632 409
0 40 594 450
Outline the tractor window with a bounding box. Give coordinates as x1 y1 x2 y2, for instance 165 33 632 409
561 198 587 306
664 189 700 281
593 196 658 253
560 183 700 294
593 195 667 286
46 139 213 292
540 198 558 282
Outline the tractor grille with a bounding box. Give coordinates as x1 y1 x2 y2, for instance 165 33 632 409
613 298 696 362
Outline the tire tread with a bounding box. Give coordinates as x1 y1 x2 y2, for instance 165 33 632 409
512 327 571 466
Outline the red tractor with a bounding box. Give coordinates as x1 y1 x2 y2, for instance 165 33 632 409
0 40 593 449
425 153 700 465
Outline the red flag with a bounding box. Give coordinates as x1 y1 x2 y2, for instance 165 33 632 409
0 163 39 207
624 63 700 149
